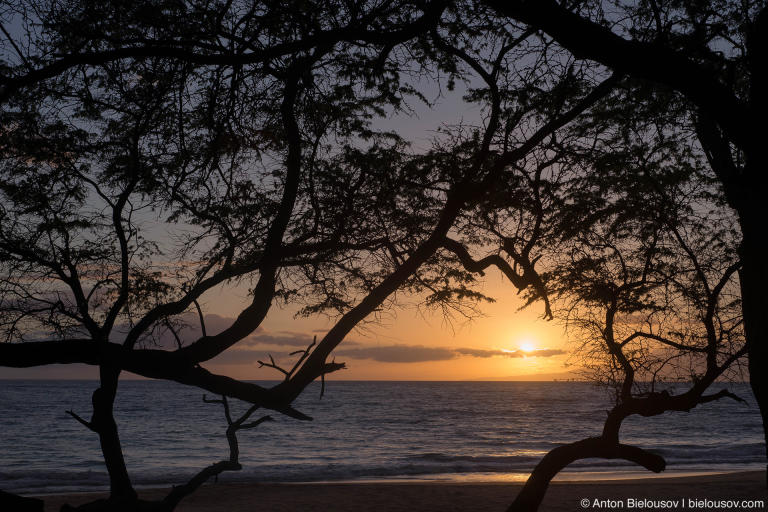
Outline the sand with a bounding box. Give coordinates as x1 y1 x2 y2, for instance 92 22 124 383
37 471 768 512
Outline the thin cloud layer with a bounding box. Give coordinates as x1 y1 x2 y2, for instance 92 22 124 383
335 345 457 363
336 344 566 363
455 347 566 358
208 348 265 365
247 331 316 347
127 313 360 350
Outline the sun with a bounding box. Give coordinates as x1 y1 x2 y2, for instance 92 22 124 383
519 341 537 352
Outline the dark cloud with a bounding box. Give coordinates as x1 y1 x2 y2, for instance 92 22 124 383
247 332 315 347
454 348 506 358
124 313 247 349
247 330 318 347
335 345 457 363
128 314 362 351
195 313 243 334
245 330 360 347
337 345 566 363
207 348 265 365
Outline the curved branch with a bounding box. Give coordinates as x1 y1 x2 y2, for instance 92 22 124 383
619 331 707 353
485 0 750 151
507 437 665 512
441 237 552 319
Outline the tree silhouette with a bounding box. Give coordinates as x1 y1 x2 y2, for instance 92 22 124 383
484 0 768 478
1 3 615 510
502 96 747 510
3 3 758 511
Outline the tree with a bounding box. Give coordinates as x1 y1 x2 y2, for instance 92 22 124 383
483 0 768 477
1 2 616 510
0 3 446 507
501 85 747 510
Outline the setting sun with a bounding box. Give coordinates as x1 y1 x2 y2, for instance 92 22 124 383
519 341 537 352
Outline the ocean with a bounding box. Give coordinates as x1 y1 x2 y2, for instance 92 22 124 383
0 380 763 494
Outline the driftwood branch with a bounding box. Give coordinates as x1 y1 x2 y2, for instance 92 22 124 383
162 460 242 509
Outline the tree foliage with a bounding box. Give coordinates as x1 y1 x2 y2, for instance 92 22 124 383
1 2 762 511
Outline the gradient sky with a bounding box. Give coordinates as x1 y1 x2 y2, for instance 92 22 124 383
0 74 574 381
204 83 572 381
202 268 570 381
0 268 571 381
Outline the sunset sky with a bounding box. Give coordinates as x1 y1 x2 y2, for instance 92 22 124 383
0 268 571 381
188 267 569 381
200 85 571 382
226 269 569 381
0 79 574 382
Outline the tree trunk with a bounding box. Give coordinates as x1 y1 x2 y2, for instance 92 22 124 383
92 365 136 502
744 9 768 486
738 199 768 487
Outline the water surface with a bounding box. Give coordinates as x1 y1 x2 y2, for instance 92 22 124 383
0 380 762 494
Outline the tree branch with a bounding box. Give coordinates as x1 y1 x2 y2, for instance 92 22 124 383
485 0 751 151
507 437 665 512
66 410 96 432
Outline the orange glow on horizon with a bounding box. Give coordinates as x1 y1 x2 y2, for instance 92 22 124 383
195 269 571 381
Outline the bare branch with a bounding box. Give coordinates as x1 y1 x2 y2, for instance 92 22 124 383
66 410 96 432
699 389 747 405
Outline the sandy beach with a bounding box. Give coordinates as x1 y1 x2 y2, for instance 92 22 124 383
37 471 768 512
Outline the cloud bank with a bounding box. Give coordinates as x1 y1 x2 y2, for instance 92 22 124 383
335 344 566 363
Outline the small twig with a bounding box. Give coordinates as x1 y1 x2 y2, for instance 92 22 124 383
66 410 96 432
231 404 261 428
287 336 316 377
238 415 273 430
164 317 184 349
0 23 30 69
699 389 747 405
257 354 290 377
203 394 233 425
258 336 318 381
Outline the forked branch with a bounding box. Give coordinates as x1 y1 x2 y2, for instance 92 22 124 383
163 395 273 510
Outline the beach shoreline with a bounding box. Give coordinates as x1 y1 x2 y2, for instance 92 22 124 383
36 470 768 511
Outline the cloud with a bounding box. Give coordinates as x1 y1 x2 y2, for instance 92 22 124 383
336 344 566 363
335 345 457 363
207 348 265 365
456 347 566 358
246 331 316 347
454 347 507 358
244 330 360 348
127 313 362 351
517 348 566 358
